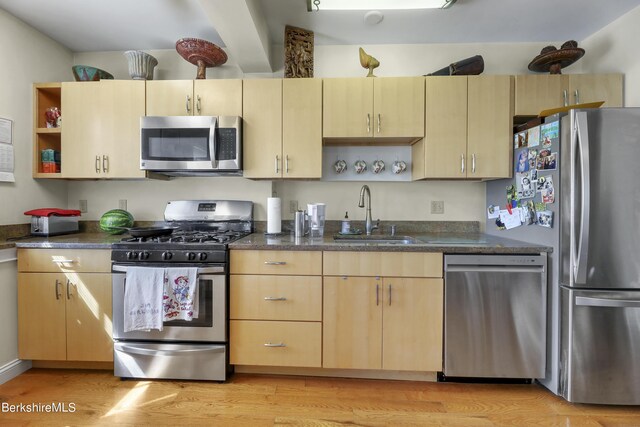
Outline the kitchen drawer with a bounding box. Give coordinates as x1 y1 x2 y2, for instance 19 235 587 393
17 249 111 273
323 251 443 278
230 320 321 367
230 250 322 276
230 275 322 321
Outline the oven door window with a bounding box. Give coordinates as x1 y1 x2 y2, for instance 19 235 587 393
141 128 211 161
162 276 213 328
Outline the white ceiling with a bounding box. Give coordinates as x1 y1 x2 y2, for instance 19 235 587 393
1 0 639 67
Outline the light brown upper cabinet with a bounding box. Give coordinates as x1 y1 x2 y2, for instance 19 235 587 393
146 79 242 116
413 75 513 180
323 77 424 143
61 80 146 179
243 78 322 179
514 73 623 116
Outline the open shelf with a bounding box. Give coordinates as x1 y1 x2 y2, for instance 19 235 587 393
33 83 62 177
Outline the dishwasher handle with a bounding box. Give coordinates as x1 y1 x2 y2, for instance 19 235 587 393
446 265 545 274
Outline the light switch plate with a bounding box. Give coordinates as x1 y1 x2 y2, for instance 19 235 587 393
289 200 298 213
119 199 127 210
79 200 88 213
431 201 444 214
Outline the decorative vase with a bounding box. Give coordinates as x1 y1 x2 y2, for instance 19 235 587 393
123 50 158 80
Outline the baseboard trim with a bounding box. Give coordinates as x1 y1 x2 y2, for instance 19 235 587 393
235 365 437 381
0 359 32 385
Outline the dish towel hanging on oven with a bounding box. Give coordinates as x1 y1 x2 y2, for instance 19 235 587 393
124 267 165 332
164 267 199 321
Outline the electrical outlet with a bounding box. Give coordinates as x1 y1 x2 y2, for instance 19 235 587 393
289 200 298 213
431 201 444 214
119 199 127 210
79 200 88 213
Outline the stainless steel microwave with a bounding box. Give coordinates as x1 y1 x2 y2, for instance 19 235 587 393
140 116 242 176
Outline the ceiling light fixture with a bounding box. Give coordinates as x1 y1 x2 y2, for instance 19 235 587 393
307 0 456 12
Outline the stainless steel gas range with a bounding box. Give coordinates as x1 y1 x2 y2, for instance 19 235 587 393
111 200 253 381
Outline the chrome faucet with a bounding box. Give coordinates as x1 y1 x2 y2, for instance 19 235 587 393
358 185 378 235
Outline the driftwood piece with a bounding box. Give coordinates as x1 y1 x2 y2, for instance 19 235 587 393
285 25 314 78
427 55 484 76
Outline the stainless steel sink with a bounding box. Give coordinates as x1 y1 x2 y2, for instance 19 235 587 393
333 235 420 244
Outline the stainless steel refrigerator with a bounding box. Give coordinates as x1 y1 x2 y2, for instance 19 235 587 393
486 108 640 405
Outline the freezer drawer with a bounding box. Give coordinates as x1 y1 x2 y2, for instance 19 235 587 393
444 254 547 378
114 342 228 381
560 287 640 405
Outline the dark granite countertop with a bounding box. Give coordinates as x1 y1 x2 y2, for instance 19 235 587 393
10 233 123 249
229 232 552 254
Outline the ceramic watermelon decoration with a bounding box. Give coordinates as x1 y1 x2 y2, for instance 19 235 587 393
99 209 134 234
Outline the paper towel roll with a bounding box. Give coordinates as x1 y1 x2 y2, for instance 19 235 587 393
267 197 282 234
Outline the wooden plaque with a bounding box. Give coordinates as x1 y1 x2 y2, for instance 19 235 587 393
285 25 314 78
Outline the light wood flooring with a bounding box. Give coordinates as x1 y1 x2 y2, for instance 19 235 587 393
1 369 639 426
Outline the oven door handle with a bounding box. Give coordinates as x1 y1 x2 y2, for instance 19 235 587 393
116 344 225 356
112 265 225 274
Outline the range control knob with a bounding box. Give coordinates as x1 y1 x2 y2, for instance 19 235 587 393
162 251 173 261
138 251 150 260
198 252 208 261
187 252 197 261
126 251 137 260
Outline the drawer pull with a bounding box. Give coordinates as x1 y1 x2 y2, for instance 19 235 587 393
264 261 287 265
264 296 287 301
52 259 75 264
264 342 286 348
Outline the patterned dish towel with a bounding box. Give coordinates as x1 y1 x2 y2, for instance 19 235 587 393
163 267 199 321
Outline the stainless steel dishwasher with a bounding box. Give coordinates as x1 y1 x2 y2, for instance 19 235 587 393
443 254 547 379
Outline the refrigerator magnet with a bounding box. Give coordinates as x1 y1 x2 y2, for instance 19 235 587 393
527 126 540 147
516 149 530 173
487 205 500 219
542 187 555 204
536 175 553 192
536 211 553 228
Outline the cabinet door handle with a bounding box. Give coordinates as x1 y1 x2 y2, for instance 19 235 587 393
102 155 109 173
55 279 61 300
52 259 75 264
377 113 381 133
376 283 380 306
285 155 290 174
367 113 371 134
574 89 580 104
264 342 286 348
186 94 191 113
472 153 476 173
388 284 392 306
461 154 465 174
66 279 72 299
196 95 201 114
563 89 568 107
264 296 287 301
264 261 286 265
275 155 280 174
95 156 101 173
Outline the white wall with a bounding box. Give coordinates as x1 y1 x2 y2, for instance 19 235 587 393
581 5 640 106
0 9 72 368
73 41 570 224
0 9 72 226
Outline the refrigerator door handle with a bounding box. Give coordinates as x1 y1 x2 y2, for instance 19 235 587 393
574 111 591 285
575 296 640 308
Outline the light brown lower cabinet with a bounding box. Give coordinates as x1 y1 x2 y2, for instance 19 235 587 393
229 251 323 368
323 276 443 371
17 249 113 362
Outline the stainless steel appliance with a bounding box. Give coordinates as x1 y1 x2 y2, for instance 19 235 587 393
111 200 253 381
486 108 640 404
444 254 547 379
24 208 80 236
140 116 242 176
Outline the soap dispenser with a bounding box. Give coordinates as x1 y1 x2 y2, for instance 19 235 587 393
341 211 351 234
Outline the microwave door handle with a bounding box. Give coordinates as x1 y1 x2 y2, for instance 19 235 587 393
210 116 218 168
